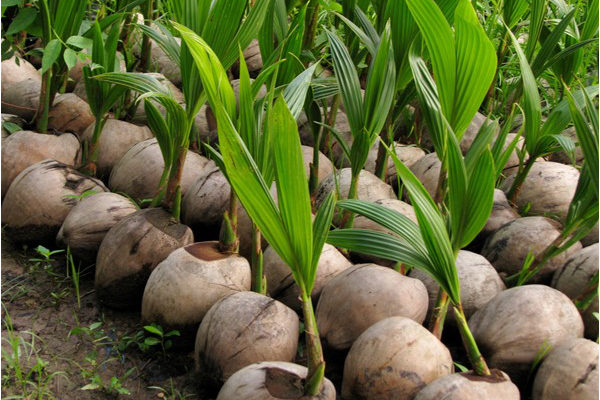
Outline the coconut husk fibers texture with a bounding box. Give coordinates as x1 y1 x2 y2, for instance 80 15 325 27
316 264 429 350
264 243 352 311
2 130 81 196
47 93 95 136
409 152 441 198
481 189 520 236
56 192 138 261
81 119 153 178
1 160 108 243
532 338 598 400
342 316 453 400
141 242 251 344
195 291 299 385
95 208 194 309
2 78 41 120
469 285 584 384
216 361 336 400
551 243 599 299
413 369 520 400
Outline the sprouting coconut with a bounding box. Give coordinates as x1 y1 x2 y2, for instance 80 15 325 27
548 126 585 165
47 93 95 137
410 251 505 323
409 152 441 199
532 338 598 400
1 55 40 89
468 285 584 384
56 192 138 262
481 216 582 282
109 138 209 203
480 189 520 237
314 168 396 225
182 162 231 239
141 242 251 345
216 361 336 400
132 29 182 86
195 291 300 385
1 160 108 243
264 243 352 311
552 244 598 300
501 161 579 221
342 316 453 400
413 370 520 400
80 119 153 179
1 130 81 196
1 78 41 120
95 208 194 309
301 145 334 185
316 264 429 350
129 73 185 125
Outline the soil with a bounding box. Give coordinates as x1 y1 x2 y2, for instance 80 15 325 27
1 235 215 400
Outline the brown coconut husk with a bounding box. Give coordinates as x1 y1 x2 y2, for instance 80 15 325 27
95 208 194 309
1 114 25 139
2 130 81 196
47 93 95 136
481 216 582 282
552 244 599 300
1 56 41 89
1 78 41 120
264 243 352 311
80 119 153 178
410 250 506 323
532 338 598 400
413 369 520 400
365 142 426 184
130 73 185 124
410 152 442 198
468 285 584 385
56 192 138 262
206 79 267 132
301 145 334 185
316 264 429 350
231 39 263 78
480 189 520 237
109 138 209 202
195 291 299 385
1 160 108 243
141 242 251 345
342 316 453 400
217 361 336 400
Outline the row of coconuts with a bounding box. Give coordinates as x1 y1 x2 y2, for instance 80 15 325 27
2 41 598 400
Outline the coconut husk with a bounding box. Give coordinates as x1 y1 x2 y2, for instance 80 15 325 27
95 207 194 309
1 160 108 243
1 56 40 89
301 145 334 185
552 244 599 300
141 242 251 345
195 291 299 385
47 93 95 136
1 114 25 139
410 152 441 198
480 189 520 237
1 78 41 120
413 369 520 400
56 192 137 261
364 142 426 184
2 130 81 196
342 316 453 400
316 264 429 350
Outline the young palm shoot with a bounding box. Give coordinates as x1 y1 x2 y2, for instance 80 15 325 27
81 19 128 176
325 23 395 228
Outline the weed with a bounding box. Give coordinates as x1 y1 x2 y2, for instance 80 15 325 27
149 378 195 400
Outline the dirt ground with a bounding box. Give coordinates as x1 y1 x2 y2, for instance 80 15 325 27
1 235 214 400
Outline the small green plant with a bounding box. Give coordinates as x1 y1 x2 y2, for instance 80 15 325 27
29 245 64 278
149 378 195 400
79 351 135 396
66 247 81 308
142 323 180 354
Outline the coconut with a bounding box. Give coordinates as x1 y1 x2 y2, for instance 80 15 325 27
365 142 426 183
129 73 185 125
582 222 599 247
342 316 453 400
301 145 334 185
1 78 41 120
181 163 231 239
95 208 194 309
1 130 81 196
1 56 41 89
131 29 182 86
195 291 299 385
206 79 268 132
413 370 520 400
481 216 582 282
81 119 153 178
298 109 354 167
501 161 579 221
217 361 336 400
242 39 263 75
410 251 506 323
1 160 108 243
532 338 598 400
264 243 352 311
141 242 251 344
109 138 209 202
56 192 138 261
410 152 441 198
469 285 584 384
481 189 520 237
552 244 599 300
316 264 429 350
458 112 495 154
549 126 585 165
583 299 599 340
1 114 25 139
47 93 95 136
314 168 396 225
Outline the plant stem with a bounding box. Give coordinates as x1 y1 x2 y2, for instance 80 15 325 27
301 290 325 396
251 225 266 294
506 156 536 203
302 0 320 51
428 290 450 340
453 304 491 376
341 172 359 228
139 0 153 72
36 69 52 133
81 117 107 175
219 192 240 254
162 146 187 216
